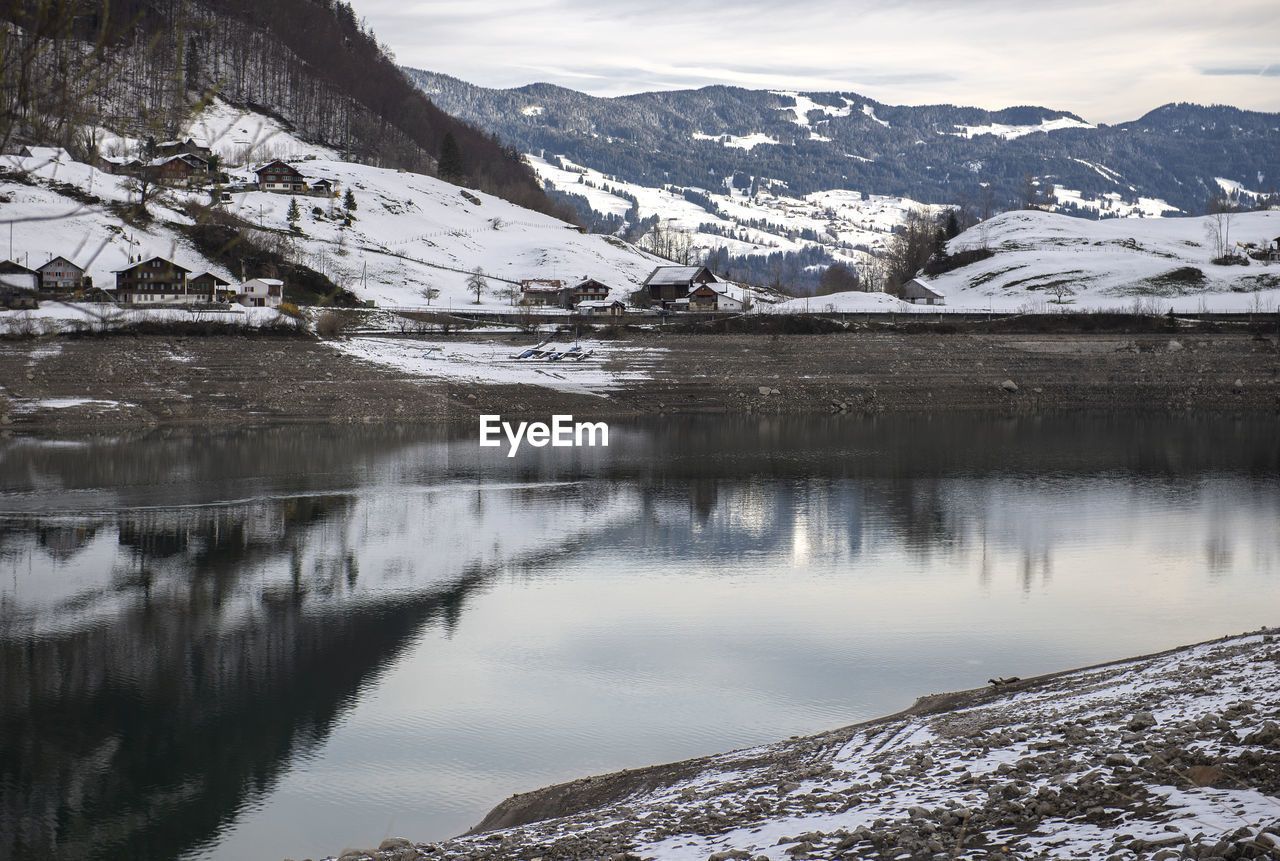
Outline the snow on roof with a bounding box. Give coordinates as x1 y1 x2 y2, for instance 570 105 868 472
643 265 713 286
20 146 69 162
901 277 943 299
575 299 622 308
112 256 191 274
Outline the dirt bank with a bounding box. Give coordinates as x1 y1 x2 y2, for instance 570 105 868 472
0 330 1277 432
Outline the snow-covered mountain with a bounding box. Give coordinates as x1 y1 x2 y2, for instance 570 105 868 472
407 71 1279 219
406 71 1280 293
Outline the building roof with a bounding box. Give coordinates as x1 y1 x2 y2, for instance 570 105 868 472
521 279 565 293
37 256 82 272
0 260 38 275
20 146 69 162
189 271 230 285
576 300 623 308
243 278 284 286
254 160 304 178
158 137 209 148
145 153 208 169
643 265 715 286
112 256 192 275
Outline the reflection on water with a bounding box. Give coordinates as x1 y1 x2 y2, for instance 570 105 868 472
0 417 1277 861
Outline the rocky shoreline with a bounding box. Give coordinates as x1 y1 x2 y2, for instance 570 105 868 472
0 330 1277 432
311 629 1280 861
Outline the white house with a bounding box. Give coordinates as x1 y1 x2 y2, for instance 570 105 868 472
237 278 284 308
574 299 626 317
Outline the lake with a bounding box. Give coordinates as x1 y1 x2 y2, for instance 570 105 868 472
1 415 1277 861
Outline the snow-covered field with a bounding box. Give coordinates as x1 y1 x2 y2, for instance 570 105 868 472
930 209 1280 312
2 100 673 311
331 338 664 397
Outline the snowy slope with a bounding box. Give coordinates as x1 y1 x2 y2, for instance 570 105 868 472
529 153 946 271
2 102 676 310
931 209 1280 312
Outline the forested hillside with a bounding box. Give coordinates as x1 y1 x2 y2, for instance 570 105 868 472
408 70 1280 218
0 0 558 214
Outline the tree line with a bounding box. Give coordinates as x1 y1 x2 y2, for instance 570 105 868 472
0 0 564 217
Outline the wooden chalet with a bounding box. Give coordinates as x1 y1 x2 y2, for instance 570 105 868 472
642 265 716 303
113 257 192 303
189 271 233 302
519 278 565 307
37 256 85 292
311 178 335 196
144 154 209 185
689 283 742 312
569 278 610 306
255 160 307 193
97 156 144 175
901 277 944 306
155 138 212 159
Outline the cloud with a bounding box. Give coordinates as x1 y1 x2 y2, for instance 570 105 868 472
361 0 1280 122
1200 65 1280 77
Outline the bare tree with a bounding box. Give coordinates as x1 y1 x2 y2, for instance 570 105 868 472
882 207 943 294
467 267 487 304
1205 189 1238 261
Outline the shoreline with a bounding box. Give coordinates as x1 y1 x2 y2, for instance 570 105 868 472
319 628 1280 861
1 330 1277 433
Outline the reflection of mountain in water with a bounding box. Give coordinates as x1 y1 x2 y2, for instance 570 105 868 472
1 415 1277 861
0 431 642 861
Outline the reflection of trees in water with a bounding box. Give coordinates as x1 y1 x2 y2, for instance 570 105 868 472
1 415 1276 860
0 545 495 861
0 471 617 861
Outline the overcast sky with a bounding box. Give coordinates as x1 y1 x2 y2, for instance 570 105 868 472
354 0 1278 123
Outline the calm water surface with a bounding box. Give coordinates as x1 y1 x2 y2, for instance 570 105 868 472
1 416 1277 861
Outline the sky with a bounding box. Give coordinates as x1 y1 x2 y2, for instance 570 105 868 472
354 0 1279 123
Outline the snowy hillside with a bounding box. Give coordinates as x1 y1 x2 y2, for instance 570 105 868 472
931 209 1280 312
2 102 680 310
528 153 946 272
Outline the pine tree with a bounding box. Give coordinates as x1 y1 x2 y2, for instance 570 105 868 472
438 131 465 182
287 197 301 230
343 188 357 212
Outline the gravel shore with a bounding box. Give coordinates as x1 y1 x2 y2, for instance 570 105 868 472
314 628 1280 861
0 330 1277 432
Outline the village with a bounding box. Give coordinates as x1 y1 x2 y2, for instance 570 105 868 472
0 140 964 318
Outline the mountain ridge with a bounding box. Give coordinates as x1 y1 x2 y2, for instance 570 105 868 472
406 69 1279 217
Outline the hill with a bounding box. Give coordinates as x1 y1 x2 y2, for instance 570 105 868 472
0 102 676 310
0 0 556 214
407 71 1280 218
929 209 1280 312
